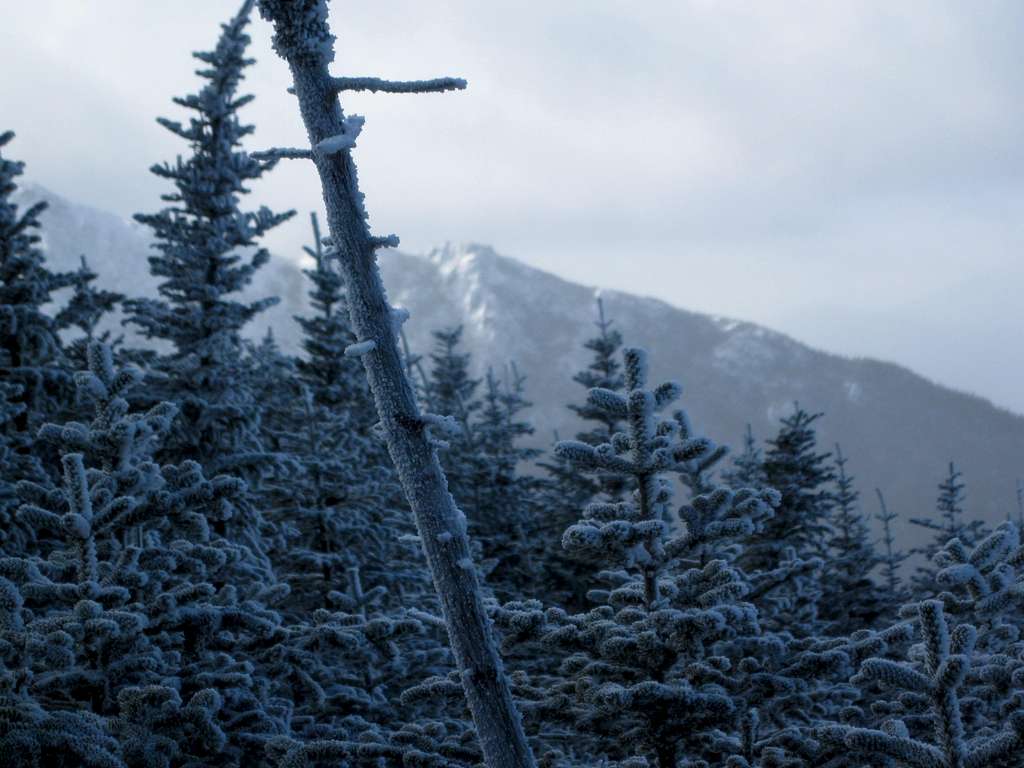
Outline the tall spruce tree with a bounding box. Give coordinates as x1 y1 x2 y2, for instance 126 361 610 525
261 215 431 614
486 347 787 766
426 326 480 439
124 0 294 479
535 299 629 610
423 326 484 543
467 366 542 600
0 130 74 547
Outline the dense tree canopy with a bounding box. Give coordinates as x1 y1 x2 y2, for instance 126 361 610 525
1 1 1022 766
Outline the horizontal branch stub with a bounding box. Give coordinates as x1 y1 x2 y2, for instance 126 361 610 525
250 147 313 161
343 339 377 358
369 233 400 249
329 76 467 94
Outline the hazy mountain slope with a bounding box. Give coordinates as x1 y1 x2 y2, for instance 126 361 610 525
381 244 1024 552
16 182 306 348
18 184 1024 555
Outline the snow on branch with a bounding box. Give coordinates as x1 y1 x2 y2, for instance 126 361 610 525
250 147 314 161
369 233 400 250
329 76 467 95
316 115 365 155
344 339 376 357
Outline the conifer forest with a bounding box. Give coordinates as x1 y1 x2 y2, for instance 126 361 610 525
3 2 1024 766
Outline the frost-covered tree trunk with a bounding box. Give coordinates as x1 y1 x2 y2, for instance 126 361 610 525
254 4 536 767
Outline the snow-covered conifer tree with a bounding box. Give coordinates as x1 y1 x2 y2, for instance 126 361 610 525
294 212 377 438
818 600 1024 767
465 366 542 599
124 0 293 480
739 406 834 630
487 347 780 766
569 297 625 447
54 256 124 368
819 446 884 634
0 130 74 548
723 424 766 490
0 342 286 764
535 300 630 610
910 463 988 595
555 297 629 503
875 488 908 612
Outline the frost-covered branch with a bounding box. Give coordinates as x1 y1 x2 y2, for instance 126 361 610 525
250 147 314 161
329 75 467 94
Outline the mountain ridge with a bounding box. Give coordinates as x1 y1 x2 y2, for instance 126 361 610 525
15 183 1024 556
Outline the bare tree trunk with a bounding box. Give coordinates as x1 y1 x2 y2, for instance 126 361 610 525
254 4 536 768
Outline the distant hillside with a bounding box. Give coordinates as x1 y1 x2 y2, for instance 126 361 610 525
18 184 1024 557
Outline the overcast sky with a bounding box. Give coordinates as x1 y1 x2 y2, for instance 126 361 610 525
3 1 1023 414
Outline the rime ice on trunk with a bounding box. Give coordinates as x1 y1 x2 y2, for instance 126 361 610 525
253 3 536 767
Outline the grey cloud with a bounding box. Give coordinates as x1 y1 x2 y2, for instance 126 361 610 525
2 0 1022 412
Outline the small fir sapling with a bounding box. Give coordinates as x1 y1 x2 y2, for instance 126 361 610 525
911 463 989 595
723 424 767 491
876 489 909 613
739 406 835 632
54 256 124 369
563 296 629 502
819 445 885 634
0 131 75 548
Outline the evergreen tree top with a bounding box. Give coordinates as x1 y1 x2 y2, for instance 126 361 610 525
723 423 766 490
0 131 46 271
126 0 294 361
762 405 836 521
570 296 625 446
936 460 967 532
54 255 124 341
293 212 377 433
0 131 73 354
428 326 480 429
